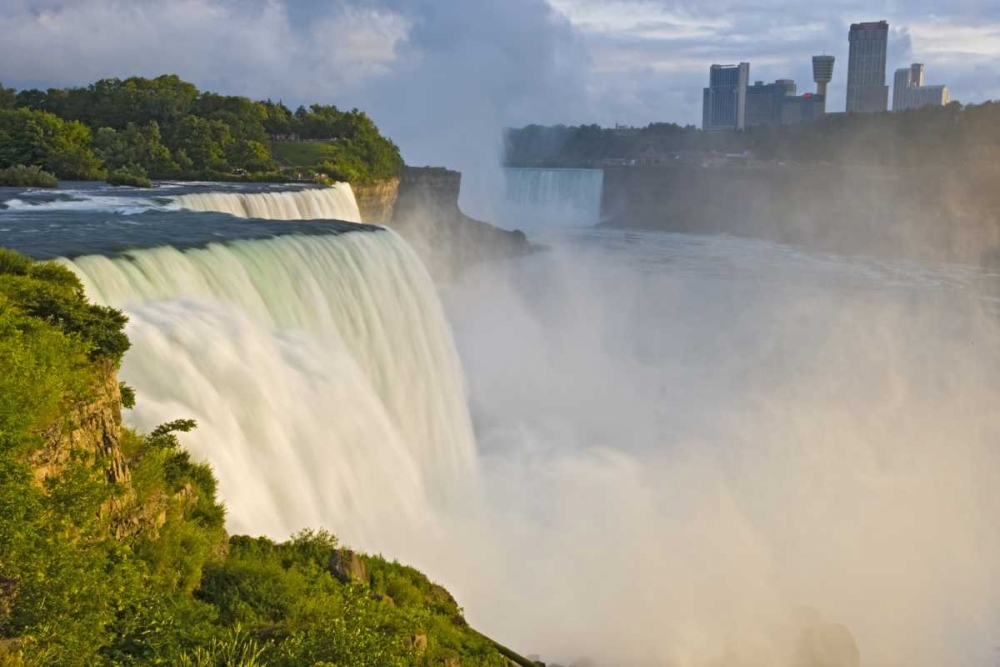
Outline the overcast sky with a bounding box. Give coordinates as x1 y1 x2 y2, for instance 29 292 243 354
2 0 999 168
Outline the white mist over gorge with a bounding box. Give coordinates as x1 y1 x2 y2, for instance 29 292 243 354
31 185 996 666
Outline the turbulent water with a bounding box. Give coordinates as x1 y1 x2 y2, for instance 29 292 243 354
500 168 604 232
65 231 475 542
4 181 1000 667
174 182 362 222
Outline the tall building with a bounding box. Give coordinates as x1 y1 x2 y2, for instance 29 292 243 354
812 55 835 109
893 63 950 111
745 80 796 127
781 93 826 125
702 63 750 132
846 21 889 113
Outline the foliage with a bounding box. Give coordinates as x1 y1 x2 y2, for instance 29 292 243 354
0 108 102 179
5 76 402 184
0 165 58 188
0 250 520 666
106 163 152 188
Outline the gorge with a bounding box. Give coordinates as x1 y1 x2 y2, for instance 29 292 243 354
3 160 1000 667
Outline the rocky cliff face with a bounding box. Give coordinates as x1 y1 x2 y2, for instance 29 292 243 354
353 177 400 223
602 163 1000 265
386 167 531 279
30 362 128 488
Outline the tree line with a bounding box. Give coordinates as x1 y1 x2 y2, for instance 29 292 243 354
0 74 403 184
504 101 1000 170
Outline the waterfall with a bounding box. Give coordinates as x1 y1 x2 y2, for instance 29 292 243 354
502 168 604 232
175 183 362 223
64 230 476 545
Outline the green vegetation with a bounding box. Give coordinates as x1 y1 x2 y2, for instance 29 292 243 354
0 165 58 188
504 101 1000 169
0 249 522 666
106 164 152 188
0 76 403 185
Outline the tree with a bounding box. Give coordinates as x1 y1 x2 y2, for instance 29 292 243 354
0 108 101 179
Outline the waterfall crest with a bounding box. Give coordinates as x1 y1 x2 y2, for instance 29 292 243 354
502 168 604 231
175 183 363 223
64 231 475 543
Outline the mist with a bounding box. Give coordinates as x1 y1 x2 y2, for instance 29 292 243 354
429 231 1000 666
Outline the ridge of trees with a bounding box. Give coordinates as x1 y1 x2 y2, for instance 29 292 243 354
0 75 403 184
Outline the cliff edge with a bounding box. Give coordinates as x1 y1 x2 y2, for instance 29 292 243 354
359 167 532 279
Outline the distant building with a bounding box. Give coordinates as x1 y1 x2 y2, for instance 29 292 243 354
812 55 835 109
703 63 750 132
781 93 827 125
893 64 950 111
846 21 889 113
745 80 796 127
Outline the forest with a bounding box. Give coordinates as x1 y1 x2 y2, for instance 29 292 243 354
0 75 403 185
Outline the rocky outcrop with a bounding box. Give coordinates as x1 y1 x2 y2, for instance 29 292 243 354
371 167 532 279
328 549 369 585
30 362 128 487
353 177 400 223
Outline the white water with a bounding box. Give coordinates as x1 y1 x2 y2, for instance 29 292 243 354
65 230 474 543
501 168 603 232
63 219 1000 667
174 182 362 223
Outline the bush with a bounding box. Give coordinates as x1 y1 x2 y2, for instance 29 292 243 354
0 165 58 188
106 163 152 188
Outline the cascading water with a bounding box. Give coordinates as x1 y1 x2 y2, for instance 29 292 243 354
36 180 1000 666
64 230 476 545
501 168 604 232
175 183 363 223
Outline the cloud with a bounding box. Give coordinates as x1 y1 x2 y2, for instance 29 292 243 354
551 0 1000 123
0 0 998 166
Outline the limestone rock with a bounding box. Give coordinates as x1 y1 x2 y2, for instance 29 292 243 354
328 549 369 585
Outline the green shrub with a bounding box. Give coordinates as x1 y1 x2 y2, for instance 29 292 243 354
0 165 58 188
106 163 152 188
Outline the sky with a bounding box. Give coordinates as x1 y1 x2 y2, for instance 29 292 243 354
1 0 999 168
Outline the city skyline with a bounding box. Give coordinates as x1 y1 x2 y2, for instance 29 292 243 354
1 0 997 171
702 18 958 130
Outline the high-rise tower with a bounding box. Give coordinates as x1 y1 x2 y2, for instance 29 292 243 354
702 63 750 132
812 55 835 101
893 64 950 111
846 21 889 113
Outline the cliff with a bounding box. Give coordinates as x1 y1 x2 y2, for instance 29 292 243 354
363 167 532 279
602 163 1000 265
353 176 400 223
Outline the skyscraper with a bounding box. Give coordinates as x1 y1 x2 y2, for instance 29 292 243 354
702 63 750 132
846 21 889 113
893 64 950 111
812 55 835 101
